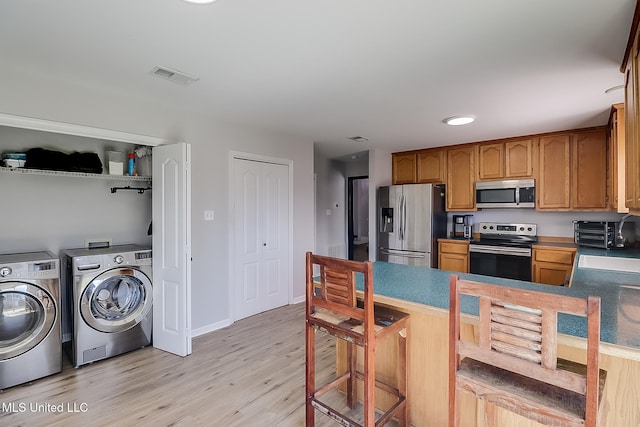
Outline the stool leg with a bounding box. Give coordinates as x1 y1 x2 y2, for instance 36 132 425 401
364 341 375 427
306 324 315 426
398 325 409 426
347 341 356 408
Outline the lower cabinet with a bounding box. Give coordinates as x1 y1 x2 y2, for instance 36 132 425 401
438 239 469 273
532 246 577 286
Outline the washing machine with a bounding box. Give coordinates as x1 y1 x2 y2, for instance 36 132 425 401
0 251 62 389
61 245 152 368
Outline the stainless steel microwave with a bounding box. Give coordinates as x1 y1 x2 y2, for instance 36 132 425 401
475 179 535 208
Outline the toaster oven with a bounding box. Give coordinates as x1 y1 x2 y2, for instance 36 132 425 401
574 221 636 249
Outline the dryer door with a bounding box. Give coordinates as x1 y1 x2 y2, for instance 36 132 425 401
80 268 152 333
0 281 56 360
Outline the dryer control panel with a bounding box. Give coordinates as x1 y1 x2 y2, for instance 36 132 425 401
0 260 59 279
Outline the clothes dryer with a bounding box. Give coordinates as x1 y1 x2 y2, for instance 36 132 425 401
61 245 152 367
0 251 62 389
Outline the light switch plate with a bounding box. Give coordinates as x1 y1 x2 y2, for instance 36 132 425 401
204 210 215 221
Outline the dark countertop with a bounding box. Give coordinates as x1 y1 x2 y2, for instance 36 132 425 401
361 251 640 352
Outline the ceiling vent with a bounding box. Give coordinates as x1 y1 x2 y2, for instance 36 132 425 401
151 66 199 85
348 136 369 143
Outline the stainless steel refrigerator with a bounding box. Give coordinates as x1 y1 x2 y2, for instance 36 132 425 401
377 183 446 267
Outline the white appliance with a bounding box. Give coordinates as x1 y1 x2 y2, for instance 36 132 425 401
60 245 152 367
0 251 62 389
377 184 447 267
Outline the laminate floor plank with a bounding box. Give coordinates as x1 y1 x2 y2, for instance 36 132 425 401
1 302 397 427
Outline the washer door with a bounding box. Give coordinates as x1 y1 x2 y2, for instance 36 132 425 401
0 281 56 360
80 268 152 333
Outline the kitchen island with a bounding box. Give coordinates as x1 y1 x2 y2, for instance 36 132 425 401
343 260 640 426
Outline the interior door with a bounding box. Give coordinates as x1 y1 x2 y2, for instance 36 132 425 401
233 158 289 320
152 143 192 357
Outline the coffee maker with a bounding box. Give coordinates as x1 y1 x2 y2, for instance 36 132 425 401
452 215 473 239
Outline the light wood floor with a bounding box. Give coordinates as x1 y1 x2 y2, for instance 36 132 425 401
0 303 390 427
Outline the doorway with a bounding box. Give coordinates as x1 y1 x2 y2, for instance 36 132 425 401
347 176 369 261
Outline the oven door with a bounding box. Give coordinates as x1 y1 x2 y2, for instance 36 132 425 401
469 245 532 281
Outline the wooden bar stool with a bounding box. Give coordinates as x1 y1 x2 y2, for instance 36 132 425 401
305 252 410 427
449 275 607 427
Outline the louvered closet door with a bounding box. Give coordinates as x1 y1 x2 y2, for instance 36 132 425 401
233 158 290 320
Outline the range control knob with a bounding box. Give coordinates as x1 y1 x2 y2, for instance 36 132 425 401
0 267 11 277
482 225 487 230
528 227 533 232
114 255 124 265
519 227 525 231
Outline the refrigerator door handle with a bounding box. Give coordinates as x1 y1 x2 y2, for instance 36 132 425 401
401 195 406 241
380 249 426 259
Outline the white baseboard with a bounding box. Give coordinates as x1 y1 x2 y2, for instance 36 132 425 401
291 295 305 305
191 318 233 337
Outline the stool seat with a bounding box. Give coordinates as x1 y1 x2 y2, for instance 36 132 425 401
306 252 410 427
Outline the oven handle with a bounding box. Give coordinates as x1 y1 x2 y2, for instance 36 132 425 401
469 245 531 257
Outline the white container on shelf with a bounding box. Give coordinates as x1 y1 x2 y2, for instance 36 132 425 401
107 151 125 175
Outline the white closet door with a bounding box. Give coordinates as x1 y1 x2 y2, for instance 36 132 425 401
152 143 192 356
233 158 289 320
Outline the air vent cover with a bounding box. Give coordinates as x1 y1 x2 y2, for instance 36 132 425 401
151 66 199 85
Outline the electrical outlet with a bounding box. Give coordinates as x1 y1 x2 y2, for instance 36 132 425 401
204 210 215 221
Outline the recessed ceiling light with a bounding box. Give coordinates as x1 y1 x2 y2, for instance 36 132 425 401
182 0 216 4
443 115 475 126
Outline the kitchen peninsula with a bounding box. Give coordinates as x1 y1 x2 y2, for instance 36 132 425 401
343 259 640 426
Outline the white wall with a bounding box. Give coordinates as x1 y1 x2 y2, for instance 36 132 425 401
313 152 347 257
0 65 314 334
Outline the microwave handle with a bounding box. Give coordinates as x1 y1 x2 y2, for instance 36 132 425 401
515 187 520 206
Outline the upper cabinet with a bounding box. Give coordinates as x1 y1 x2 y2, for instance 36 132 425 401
608 104 628 213
538 134 571 209
392 152 417 184
622 3 640 214
538 128 608 211
417 148 446 183
446 145 476 211
571 129 608 209
478 138 534 181
504 139 534 178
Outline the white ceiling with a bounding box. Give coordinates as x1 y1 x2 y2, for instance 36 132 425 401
0 0 635 159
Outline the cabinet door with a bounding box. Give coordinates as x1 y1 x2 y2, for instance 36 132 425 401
625 64 637 209
417 148 446 183
438 253 468 273
571 129 608 209
505 139 534 178
446 146 476 211
478 143 504 180
392 153 417 184
532 262 571 286
538 135 570 209
609 105 627 212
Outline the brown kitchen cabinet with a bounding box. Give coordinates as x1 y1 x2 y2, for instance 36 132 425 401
446 146 476 211
531 246 577 286
438 239 469 273
609 103 628 213
622 20 640 213
571 128 608 209
417 147 446 183
392 152 417 184
505 138 534 178
478 138 534 181
537 128 608 211
478 143 504 180
538 134 571 209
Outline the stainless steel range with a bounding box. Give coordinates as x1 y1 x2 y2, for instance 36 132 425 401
469 222 537 281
